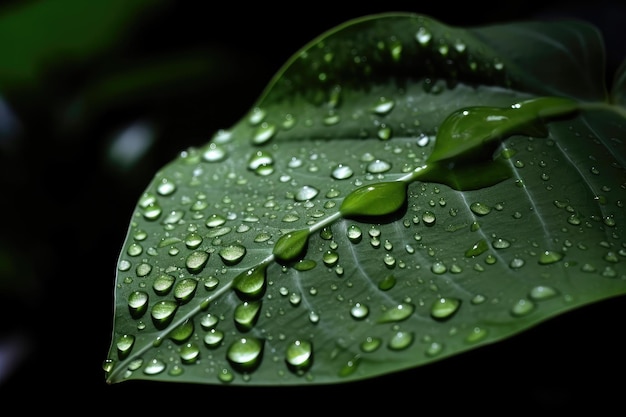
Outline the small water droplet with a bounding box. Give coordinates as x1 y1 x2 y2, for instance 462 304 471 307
204 328 224 348
252 123 276 145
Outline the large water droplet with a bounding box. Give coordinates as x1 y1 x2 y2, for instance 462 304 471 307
378 303 414 323
169 319 194 343
295 185 320 201
234 300 262 331
350 303 369 320
219 243 247 266
128 291 149 318
174 278 198 303
273 229 309 264
186 250 209 273
430 297 461 320
233 264 268 300
538 250 564 265
116 334 135 359
388 331 414 350
332 164 354 180
143 358 166 375
285 340 313 373
226 337 264 372
341 181 407 218
150 300 178 328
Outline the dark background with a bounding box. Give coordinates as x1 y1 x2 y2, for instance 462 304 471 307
1 0 625 411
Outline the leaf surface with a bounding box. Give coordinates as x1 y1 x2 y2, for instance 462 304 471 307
104 13 626 386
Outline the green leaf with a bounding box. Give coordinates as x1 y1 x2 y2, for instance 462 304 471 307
104 13 626 387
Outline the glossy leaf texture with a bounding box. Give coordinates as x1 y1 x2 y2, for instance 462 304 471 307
104 13 626 386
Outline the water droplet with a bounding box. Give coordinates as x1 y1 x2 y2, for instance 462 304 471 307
371 97 395 115
366 159 392 174
200 313 219 330
322 250 339 267
206 214 227 228
184 232 203 249
233 264 268 300
204 328 224 348
492 238 511 249
150 300 178 328
174 278 198 303
331 164 354 180
252 123 276 145
273 229 309 264
430 297 461 320
135 262 152 278
509 258 525 269
466 326 488 343
511 298 535 317
247 150 274 171
285 339 313 373
360 336 382 353
294 259 317 271
388 331 414 350
219 243 247 266
538 250 564 265
128 291 149 318
338 356 361 377
415 27 432 45
378 274 396 290
186 250 209 273
226 337 264 372
295 185 319 201
116 334 135 359
202 143 227 162
422 211 436 226
378 303 414 323
529 285 558 301
431 261 447 274
347 225 362 243
350 303 369 320
470 202 491 216
143 358 166 375
341 182 407 218
465 239 488 257
234 300 262 331
180 342 200 364
169 319 194 343
425 341 444 357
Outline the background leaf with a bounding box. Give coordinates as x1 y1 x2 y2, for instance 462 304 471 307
104 13 626 387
